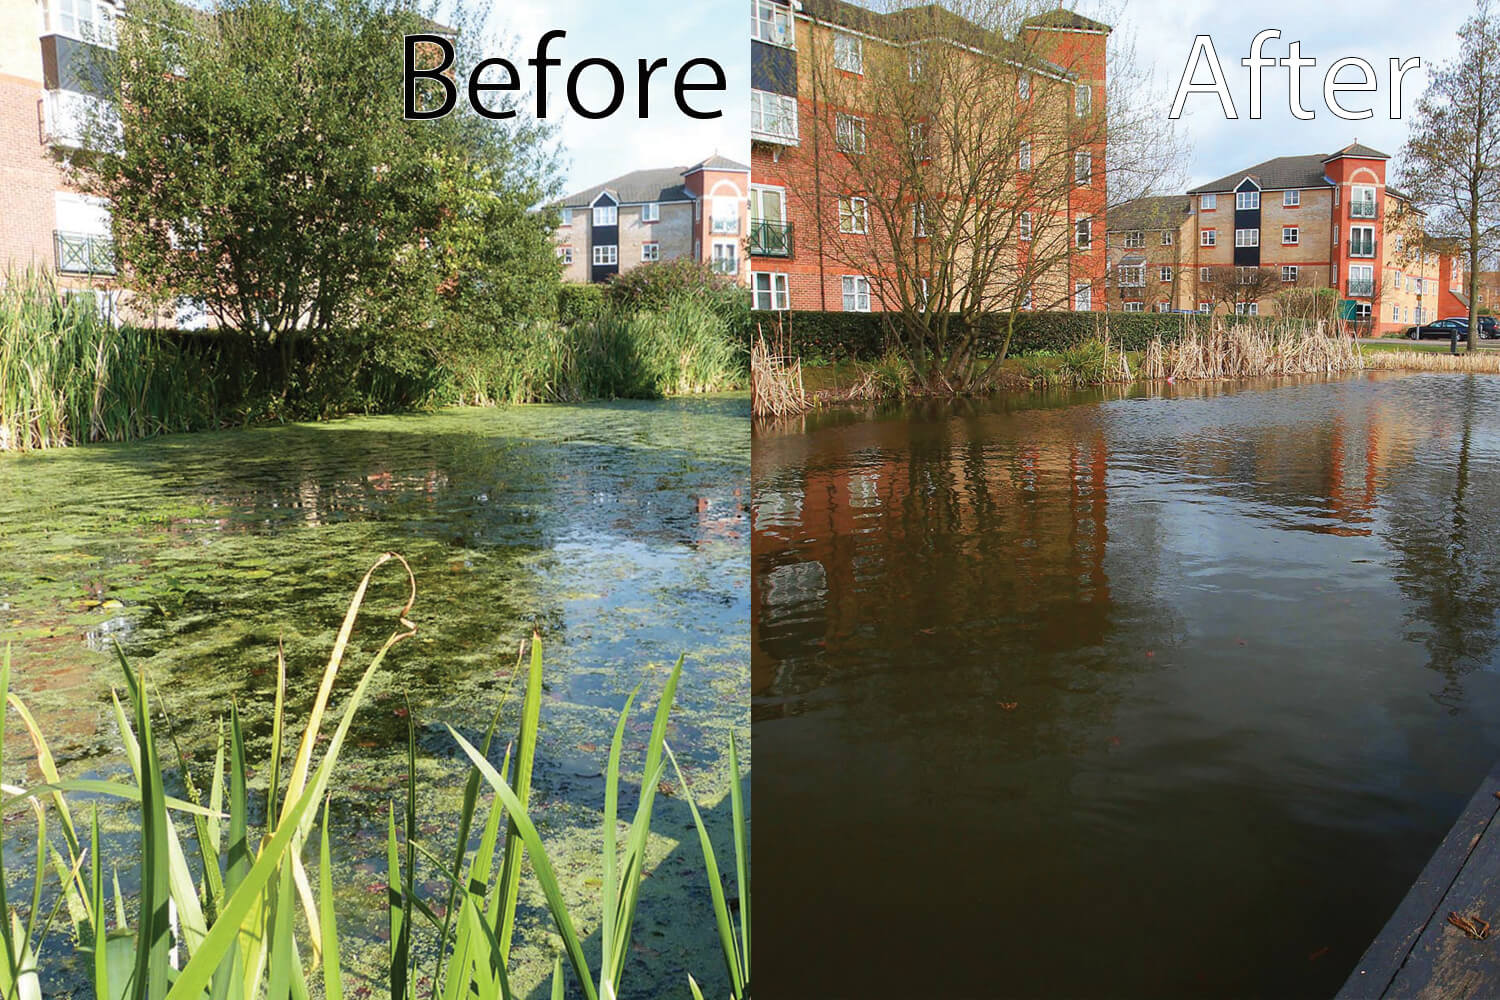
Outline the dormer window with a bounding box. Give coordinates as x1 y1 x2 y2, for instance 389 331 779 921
1236 189 1260 210
593 201 617 226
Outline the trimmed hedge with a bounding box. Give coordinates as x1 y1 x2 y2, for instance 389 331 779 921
753 310 1275 363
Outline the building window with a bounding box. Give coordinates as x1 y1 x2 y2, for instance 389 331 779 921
1281 265 1298 282
1201 193 1217 211
1073 282 1092 310
1349 263 1374 296
1075 151 1092 186
711 197 740 234
1075 218 1091 249
1159 265 1173 282
909 123 928 160
1022 287 1034 310
842 275 872 312
1201 229 1216 247
836 113 866 154
1236 189 1260 210
45 0 117 46
1283 190 1300 207
1350 185 1377 219
1392 305 1401 322
1075 85 1091 115
556 246 572 265
593 203 617 226
712 241 738 275
592 245 618 266
1200 266 1211 282
1119 265 1145 287
908 47 924 81
751 89 799 144
1235 228 1259 247
1235 302 1259 315
641 242 660 262
839 196 868 234
1350 225 1375 257
1018 74 1031 100
751 0 793 46
833 32 863 73
1282 226 1299 245
1019 212 1032 240
1123 301 1144 312
559 208 573 226
641 202 660 222
1162 231 1174 246
913 202 929 237
754 272 790 310
1018 141 1031 171
1123 231 1144 248
1394 234 1405 252
1199 302 1213 313
1392 270 1403 288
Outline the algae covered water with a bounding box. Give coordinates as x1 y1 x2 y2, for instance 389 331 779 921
0 396 749 998
754 372 1500 998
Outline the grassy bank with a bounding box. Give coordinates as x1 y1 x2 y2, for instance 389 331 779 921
1 271 748 452
0 557 749 999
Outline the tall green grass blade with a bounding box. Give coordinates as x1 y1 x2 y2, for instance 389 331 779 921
447 726 599 1000
729 730 749 983
122 660 172 1000
0 645 19 991
551 956 564 1000
320 799 344 1000
387 805 407 1000
91 807 109 1000
687 975 706 1000
666 745 742 997
599 689 639 998
495 633 544 962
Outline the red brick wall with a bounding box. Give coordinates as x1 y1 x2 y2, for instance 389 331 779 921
0 72 62 274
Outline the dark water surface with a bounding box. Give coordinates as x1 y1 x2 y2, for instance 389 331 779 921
0 397 748 998
754 372 1500 999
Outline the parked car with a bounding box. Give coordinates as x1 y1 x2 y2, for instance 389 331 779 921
1441 316 1499 339
1406 319 1469 340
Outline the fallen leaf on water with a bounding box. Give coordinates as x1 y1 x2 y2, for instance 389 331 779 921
998 702 1018 711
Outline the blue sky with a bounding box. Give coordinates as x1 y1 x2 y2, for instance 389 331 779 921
481 1 749 196
1085 0 1473 188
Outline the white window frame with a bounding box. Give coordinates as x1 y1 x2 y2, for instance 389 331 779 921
1075 84 1091 116
1235 302 1259 316
1018 141 1031 171
1236 189 1260 210
1234 228 1259 248
1282 226 1299 245
1122 231 1144 248
641 242 660 262
913 201 929 237
1159 265 1173 282
44 0 117 46
1075 218 1091 249
1018 74 1031 100
833 32 863 73
556 246 573 265
1283 190 1300 207
1200 266 1211 282
1019 212 1032 241
1281 265 1298 283
1350 185 1377 219
593 203 618 226
711 240 738 275
752 0 794 46
592 245 618 266
641 202 660 223
1122 301 1144 312
839 196 868 235
1075 151 1092 186
1119 265 1144 287
835 113 866 154
751 89 799 144
753 271 790 310
1199 302 1213 313
1350 225 1375 257
1201 229 1217 247
559 207 573 226
842 275 872 312
1162 231 1174 246
711 196 740 235
1073 281 1092 311
1200 193 1217 210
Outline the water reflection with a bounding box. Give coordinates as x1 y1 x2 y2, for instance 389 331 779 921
753 373 1500 998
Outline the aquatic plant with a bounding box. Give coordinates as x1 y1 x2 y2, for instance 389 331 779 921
751 328 808 418
1139 320 1363 381
0 555 748 999
0 268 214 450
1362 349 1500 373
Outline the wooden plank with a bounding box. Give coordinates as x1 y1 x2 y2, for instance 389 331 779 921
1338 760 1500 999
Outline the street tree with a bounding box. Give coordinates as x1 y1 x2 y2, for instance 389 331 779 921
1398 0 1500 352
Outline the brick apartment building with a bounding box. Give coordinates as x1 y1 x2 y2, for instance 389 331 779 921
748 0 1109 315
1109 143 1466 335
552 155 750 286
1 0 121 311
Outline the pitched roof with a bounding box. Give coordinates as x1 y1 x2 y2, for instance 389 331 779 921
1323 142 1389 161
1188 154 1333 194
556 155 748 208
1107 195 1192 231
1023 9 1112 32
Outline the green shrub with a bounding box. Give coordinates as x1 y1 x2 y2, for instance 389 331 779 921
557 282 607 326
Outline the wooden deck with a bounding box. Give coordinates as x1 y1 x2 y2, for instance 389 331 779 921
1339 760 1500 999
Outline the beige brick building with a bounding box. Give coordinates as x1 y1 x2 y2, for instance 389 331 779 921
1 0 122 311
1105 196 1194 312
552 155 750 286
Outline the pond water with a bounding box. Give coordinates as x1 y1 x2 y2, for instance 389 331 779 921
0 397 749 999
753 372 1500 998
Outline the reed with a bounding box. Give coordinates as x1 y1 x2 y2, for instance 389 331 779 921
0 268 213 450
1138 320 1362 381
0 556 748 999
751 326 808 418
1362 349 1500 373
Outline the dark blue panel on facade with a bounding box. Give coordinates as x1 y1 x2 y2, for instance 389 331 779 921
752 40 797 96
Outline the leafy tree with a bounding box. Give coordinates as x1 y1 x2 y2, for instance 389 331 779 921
1398 0 1500 352
74 0 561 399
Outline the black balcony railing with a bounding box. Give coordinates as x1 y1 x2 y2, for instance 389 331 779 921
54 231 116 275
750 219 793 257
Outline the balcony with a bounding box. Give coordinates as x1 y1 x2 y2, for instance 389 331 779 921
55 230 116 275
1347 278 1375 298
1349 203 1377 219
750 219 792 256
43 89 120 150
751 90 799 147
